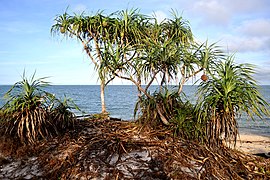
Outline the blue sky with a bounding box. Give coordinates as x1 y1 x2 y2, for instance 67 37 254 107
0 0 270 85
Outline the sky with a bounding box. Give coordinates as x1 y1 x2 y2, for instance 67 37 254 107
0 0 270 85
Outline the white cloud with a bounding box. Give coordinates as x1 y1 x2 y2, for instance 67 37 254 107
237 19 270 37
73 4 87 13
151 10 168 23
223 0 266 13
254 64 270 84
218 18 270 53
193 0 230 25
189 0 270 27
221 34 270 52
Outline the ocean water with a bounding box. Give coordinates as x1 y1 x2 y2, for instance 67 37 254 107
0 85 269 136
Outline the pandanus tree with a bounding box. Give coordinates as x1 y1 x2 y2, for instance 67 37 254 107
51 9 150 115
100 9 151 97
51 9 223 126
102 11 194 96
196 56 270 146
51 10 116 114
102 10 223 97
101 10 224 125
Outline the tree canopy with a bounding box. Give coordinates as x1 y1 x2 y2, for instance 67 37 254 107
51 9 215 113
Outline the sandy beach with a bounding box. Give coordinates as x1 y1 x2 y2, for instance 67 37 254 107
236 133 270 155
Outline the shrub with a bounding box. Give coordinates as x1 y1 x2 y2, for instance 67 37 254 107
171 100 206 141
0 72 78 144
49 95 79 130
135 87 205 140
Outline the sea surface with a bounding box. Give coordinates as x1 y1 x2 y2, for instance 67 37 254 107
0 85 269 136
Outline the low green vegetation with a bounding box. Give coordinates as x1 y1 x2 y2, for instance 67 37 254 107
0 72 78 144
135 88 204 141
132 54 270 146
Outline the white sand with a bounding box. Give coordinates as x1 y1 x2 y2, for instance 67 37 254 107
235 134 270 154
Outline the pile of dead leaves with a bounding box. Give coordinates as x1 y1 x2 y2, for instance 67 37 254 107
0 118 269 179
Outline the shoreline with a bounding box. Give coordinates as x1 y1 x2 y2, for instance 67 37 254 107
236 133 270 154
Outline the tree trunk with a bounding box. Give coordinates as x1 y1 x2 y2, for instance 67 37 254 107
137 75 142 99
178 77 186 95
100 78 107 114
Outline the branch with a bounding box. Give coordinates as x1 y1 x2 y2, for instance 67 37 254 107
145 70 159 92
177 66 203 94
93 37 103 63
112 72 152 99
186 67 203 79
105 76 115 86
76 34 98 67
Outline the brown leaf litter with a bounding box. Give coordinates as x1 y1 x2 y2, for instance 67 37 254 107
0 118 269 179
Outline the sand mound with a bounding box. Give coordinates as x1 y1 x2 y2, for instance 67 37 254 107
0 119 269 179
